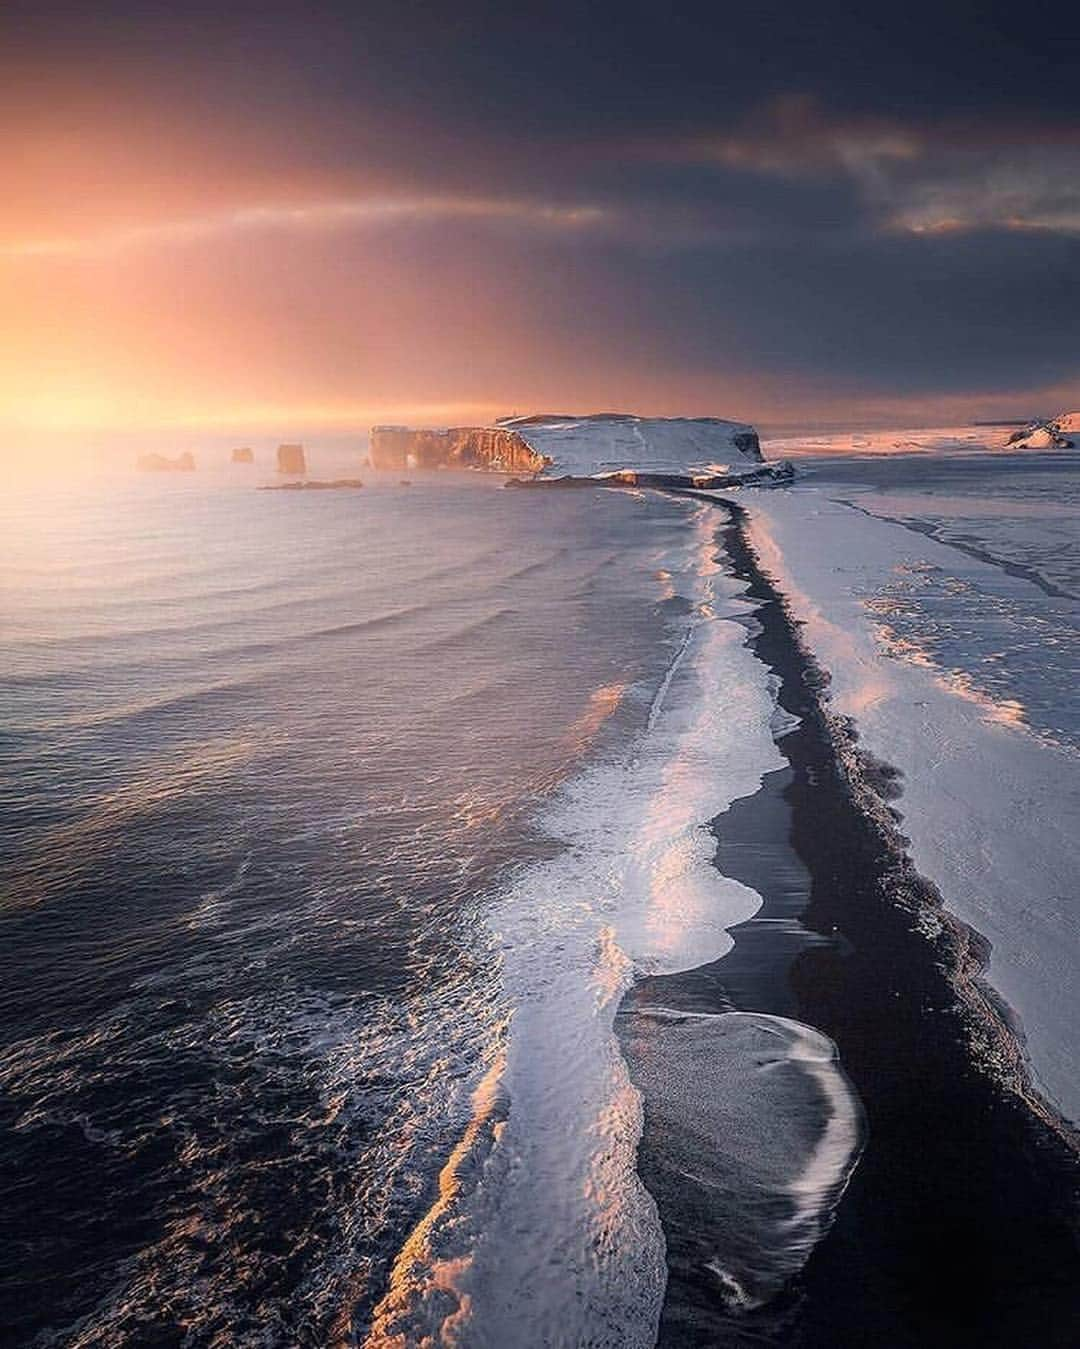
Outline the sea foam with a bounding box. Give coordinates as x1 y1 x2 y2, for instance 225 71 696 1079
364 501 862 1346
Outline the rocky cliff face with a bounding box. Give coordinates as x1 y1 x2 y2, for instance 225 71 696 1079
369 426 547 474
231 447 255 464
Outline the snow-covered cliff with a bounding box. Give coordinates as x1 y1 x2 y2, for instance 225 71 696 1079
370 413 790 487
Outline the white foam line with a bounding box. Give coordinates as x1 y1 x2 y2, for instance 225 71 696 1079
364 499 847 1346
646 616 696 733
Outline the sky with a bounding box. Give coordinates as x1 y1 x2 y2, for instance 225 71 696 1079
2 0 1079 451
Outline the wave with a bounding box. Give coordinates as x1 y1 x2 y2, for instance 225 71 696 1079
411 607 518 657
1 734 267 912
623 1008 863 1312
8 674 268 738
9 597 440 667
501 548 571 582
359 501 804 1345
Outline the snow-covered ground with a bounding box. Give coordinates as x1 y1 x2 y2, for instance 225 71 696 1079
744 482 1080 1125
503 414 767 480
762 413 1080 458
762 425 1014 457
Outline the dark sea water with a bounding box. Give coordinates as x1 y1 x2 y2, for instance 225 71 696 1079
6 448 1073 1348
1 470 710 1345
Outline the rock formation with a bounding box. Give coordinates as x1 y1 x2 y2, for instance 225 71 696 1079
137 452 195 471
369 426 546 474
368 414 787 488
1006 412 1078 449
231 447 255 464
277 443 307 474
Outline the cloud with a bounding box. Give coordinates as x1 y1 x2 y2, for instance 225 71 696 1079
3 10 1078 435
643 96 923 180
634 98 1080 240
878 151 1080 236
2 196 610 259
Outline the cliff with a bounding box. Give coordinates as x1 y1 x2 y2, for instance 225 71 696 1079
231 447 255 464
501 414 766 478
367 414 782 487
370 426 546 474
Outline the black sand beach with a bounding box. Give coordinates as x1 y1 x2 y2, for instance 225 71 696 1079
619 499 1080 1348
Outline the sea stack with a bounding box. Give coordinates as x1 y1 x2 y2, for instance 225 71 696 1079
137 451 196 472
277 443 307 474
231 447 255 464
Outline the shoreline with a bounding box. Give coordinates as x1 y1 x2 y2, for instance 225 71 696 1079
620 496 1079 1346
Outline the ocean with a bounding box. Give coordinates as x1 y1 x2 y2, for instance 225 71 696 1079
2 466 786 1345
2 445 1077 1347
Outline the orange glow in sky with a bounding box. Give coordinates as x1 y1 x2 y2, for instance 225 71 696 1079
2 43 1076 458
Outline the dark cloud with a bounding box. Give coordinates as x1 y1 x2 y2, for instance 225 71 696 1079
2 0 1078 420
618 229 1080 393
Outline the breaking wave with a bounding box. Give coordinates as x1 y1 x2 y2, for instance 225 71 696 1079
362 502 864 1345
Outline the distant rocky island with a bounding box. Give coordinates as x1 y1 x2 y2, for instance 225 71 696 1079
130 420 796 490
134 444 311 473
137 452 195 472
277 443 307 474
371 414 790 488
1006 411 1079 449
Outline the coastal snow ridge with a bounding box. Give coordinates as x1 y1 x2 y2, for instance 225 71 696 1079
501 412 791 484
745 487 1080 1127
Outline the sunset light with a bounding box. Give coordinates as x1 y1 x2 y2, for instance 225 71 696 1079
2 5 1077 1348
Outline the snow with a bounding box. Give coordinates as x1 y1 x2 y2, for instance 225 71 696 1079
500 413 767 480
745 486 1080 1126
1009 425 1073 450
1006 411 1078 450
763 425 1009 457
764 419 1077 456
